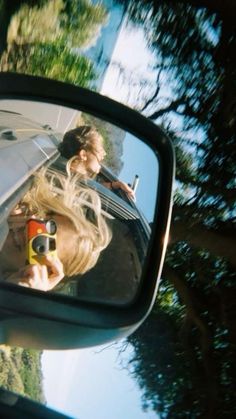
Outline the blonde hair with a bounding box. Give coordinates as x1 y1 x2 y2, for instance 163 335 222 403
23 169 111 276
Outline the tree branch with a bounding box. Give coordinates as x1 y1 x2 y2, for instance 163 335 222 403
140 67 162 112
148 96 187 120
170 217 236 267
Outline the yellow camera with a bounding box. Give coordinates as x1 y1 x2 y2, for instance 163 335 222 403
26 218 57 265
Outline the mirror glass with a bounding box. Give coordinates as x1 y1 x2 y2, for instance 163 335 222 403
0 99 159 305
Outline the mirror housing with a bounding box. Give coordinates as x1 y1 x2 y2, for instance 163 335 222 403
0 72 175 349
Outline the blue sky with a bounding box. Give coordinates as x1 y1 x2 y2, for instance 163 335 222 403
42 341 158 419
120 132 158 221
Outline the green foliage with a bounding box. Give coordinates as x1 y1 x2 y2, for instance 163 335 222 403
128 304 194 417
7 0 108 48
0 346 45 403
0 41 95 87
60 0 108 48
7 0 63 45
0 0 109 86
19 349 45 402
0 350 24 395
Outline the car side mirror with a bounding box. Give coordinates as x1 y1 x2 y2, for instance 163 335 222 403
0 72 175 349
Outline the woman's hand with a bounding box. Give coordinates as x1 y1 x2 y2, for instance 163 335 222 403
106 180 136 200
7 255 64 291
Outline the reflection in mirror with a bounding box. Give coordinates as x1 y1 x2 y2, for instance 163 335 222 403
0 100 159 305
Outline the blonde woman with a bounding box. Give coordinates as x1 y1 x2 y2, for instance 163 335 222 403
58 125 135 199
0 169 111 291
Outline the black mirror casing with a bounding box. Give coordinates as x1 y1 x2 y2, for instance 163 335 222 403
0 72 175 349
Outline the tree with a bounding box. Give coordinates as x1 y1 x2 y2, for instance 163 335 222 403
0 41 95 87
127 302 207 417
6 0 108 48
114 1 236 417
60 0 108 48
0 0 109 87
0 0 47 55
0 346 45 402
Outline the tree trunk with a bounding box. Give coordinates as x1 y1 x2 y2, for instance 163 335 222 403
170 218 236 267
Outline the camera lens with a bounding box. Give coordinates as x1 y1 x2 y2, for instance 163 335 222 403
37 245 46 253
32 236 49 254
46 219 57 235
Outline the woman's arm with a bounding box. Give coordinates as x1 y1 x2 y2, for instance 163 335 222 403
103 180 135 200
